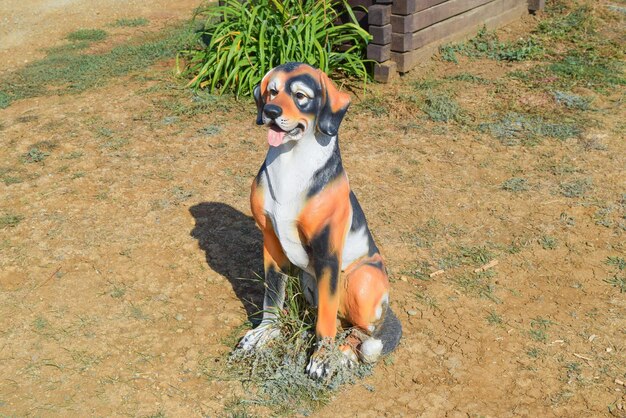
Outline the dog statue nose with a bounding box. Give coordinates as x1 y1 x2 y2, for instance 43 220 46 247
263 104 282 119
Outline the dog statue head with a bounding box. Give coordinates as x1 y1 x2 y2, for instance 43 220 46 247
253 63 351 147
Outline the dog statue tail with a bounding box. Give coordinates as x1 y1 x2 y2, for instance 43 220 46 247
359 306 402 363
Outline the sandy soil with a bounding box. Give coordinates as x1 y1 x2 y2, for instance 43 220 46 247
0 0 196 74
0 1 625 417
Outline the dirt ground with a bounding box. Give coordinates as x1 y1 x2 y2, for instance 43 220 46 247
1 0 625 417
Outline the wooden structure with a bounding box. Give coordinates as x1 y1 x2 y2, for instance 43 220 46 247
348 0 542 82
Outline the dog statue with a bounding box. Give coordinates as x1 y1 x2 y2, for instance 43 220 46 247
238 63 401 379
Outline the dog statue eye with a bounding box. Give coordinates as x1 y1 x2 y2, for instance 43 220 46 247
269 88 279 98
295 91 309 104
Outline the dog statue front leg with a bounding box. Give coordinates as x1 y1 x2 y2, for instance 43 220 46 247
304 228 345 379
238 227 288 351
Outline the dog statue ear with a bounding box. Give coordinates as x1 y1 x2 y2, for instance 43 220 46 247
253 83 264 125
317 71 351 137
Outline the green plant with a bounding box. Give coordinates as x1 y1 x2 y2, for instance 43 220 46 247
486 310 503 325
180 0 371 96
421 92 465 123
605 275 626 293
446 73 489 84
21 148 49 163
0 213 23 228
539 235 558 250
559 178 592 198
479 112 580 145
501 177 529 192
113 18 149 27
606 256 626 270
439 26 543 63
553 91 591 110
66 29 108 42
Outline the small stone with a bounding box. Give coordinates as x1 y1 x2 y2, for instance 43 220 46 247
175 313 184 321
176 328 183 333
433 345 446 355
407 310 418 316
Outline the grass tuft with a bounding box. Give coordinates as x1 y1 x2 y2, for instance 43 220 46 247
559 178 592 198
553 91 591 110
606 256 626 271
225 273 373 415
421 92 465 123
0 213 24 229
479 112 580 145
604 275 626 293
440 26 543 63
66 29 108 42
539 235 558 250
501 177 529 192
113 18 149 27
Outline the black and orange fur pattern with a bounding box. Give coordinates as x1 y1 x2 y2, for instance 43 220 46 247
238 63 401 379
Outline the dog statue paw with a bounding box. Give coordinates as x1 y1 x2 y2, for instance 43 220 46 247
305 340 336 380
237 323 280 351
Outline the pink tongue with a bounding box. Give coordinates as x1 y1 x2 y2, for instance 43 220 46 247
268 127 286 147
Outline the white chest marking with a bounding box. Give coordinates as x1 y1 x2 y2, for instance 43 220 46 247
261 135 337 271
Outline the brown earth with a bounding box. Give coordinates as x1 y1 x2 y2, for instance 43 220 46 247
0 1 625 417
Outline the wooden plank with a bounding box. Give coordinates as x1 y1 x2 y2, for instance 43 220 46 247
392 0 449 15
391 0 495 33
390 2 526 72
391 0 521 52
368 4 391 25
527 0 545 11
367 43 391 62
370 24 392 45
374 60 397 82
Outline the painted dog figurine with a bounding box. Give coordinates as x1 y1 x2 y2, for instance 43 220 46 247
238 63 401 379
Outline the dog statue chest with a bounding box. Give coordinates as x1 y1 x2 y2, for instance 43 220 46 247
259 138 337 271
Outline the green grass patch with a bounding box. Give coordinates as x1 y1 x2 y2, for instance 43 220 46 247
440 26 543 63
451 270 500 303
0 25 190 108
559 178 592 198
539 235 558 250
510 4 624 93
446 73 490 84
529 316 553 343
0 213 24 229
510 53 625 93
534 5 595 40
606 256 626 271
112 18 149 27
21 148 49 163
66 29 108 42
605 275 626 293
0 167 23 185
553 91 591 110
501 177 529 192
479 112 580 145
486 310 503 325
421 92 465 123
354 95 389 117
